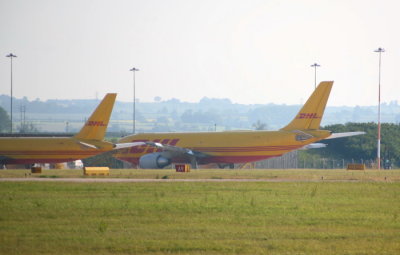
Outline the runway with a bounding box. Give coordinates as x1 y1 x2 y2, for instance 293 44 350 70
0 177 361 183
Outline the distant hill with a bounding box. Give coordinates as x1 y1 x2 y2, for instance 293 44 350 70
1 95 399 133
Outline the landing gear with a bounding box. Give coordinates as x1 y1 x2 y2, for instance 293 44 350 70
190 158 198 169
218 163 235 169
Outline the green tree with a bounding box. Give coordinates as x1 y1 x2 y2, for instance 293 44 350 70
307 122 400 167
252 120 268 130
18 122 39 133
0 106 11 132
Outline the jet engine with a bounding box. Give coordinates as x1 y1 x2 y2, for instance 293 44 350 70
139 152 171 169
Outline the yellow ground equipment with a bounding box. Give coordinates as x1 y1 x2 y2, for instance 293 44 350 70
83 167 110 176
347 164 366 170
31 166 42 174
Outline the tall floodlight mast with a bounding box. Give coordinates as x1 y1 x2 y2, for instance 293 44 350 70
374 47 385 170
6 53 17 133
310 63 320 90
130 67 139 134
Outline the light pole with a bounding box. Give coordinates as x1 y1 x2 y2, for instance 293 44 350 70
374 47 385 170
129 67 139 134
6 53 17 133
310 63 320 89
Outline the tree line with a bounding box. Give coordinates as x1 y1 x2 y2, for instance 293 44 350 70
2 95 400 132
1 104 399 168
303 122 400 167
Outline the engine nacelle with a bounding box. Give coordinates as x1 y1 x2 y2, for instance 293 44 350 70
139 152 171 169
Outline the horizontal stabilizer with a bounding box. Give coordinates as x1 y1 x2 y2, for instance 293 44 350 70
324 131 365 140
301 143 327 150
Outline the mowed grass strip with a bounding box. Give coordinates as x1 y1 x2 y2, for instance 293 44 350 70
0 182 399 254
1 169 400 182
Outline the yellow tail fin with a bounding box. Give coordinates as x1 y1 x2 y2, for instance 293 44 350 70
74 93 117 140
281 81 333 131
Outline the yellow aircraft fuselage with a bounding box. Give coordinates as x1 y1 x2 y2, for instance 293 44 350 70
114 81 335 168
115 129 331 165
0 93 116 166
0 137 114 164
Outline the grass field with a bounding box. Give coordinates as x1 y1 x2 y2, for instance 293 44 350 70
1 168 400 182
1 175 399 254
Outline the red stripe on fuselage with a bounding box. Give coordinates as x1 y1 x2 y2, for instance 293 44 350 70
193 145 301 153
116 154 281 165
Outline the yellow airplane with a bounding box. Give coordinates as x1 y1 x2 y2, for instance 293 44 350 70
114 81 364 169
0 93 125 166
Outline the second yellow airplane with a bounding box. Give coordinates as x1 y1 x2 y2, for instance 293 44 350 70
114 81 364 168
0 93 124 167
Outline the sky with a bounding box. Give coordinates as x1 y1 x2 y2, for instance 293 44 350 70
0 0 399 106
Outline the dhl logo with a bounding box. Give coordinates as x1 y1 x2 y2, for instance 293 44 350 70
297 113 320 119
128 138 180 154
86 121 107 127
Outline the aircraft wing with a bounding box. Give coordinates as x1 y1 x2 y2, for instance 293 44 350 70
324 131 365 140
145 142 209 158
76 141 147 150
114 141 208 158
113 142 148 150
